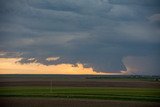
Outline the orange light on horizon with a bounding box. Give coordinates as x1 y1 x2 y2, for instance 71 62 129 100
0 58 112 75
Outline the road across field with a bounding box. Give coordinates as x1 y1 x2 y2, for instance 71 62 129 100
1 98 160 107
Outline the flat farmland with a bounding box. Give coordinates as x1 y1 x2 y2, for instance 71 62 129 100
0 75 160 88
0 75 160 107
0 86 160 102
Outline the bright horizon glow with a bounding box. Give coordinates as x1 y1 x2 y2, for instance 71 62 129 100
0 58 122 75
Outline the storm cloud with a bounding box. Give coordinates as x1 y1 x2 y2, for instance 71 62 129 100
0 0 160 74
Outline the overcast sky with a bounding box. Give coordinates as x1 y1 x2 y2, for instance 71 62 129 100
0 0 160 75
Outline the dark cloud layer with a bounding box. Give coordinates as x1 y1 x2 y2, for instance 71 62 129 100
0 0 160 74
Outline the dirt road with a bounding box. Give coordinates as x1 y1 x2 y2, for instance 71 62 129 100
1 98 160 107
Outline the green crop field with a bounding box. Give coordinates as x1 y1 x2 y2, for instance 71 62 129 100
0 86 160 102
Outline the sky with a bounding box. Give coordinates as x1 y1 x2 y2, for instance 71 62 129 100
0 0 160 75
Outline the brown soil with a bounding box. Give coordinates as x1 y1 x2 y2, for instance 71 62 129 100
1 97 160 107
0 80 160 88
